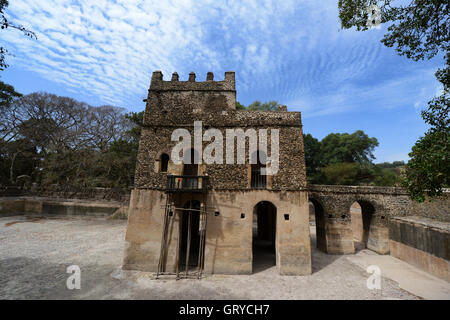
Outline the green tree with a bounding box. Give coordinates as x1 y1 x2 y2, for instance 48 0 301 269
124 111 144 143
338 1 448 62
338 0 449 200
236 100 283 111
236 101 246 110
376 161 405 169
247 100 279 111
303 133 322 182
320 130 379 165
404 125 449 202
1 92 137 188
303 131 390 186
0 80 21 108
0 138 37 184
105 110 145 186
321 162 360 185
374 167 400 186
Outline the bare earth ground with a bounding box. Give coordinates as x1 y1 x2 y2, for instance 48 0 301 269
0 215 449 300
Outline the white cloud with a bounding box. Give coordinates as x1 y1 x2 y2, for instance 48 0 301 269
2 0 442 114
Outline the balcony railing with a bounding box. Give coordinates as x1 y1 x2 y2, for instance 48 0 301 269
166 175 209 193
251 170 267 189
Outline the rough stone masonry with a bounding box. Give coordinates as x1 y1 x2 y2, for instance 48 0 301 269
123 71 311 275
122 70 449 277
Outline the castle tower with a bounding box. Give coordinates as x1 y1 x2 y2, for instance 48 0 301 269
123 71 311 276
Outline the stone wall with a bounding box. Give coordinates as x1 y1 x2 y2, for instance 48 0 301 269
134 71 307 191
308 185 450 255
125 70 449 276
0 197 121 217
0 186 131 203
389 216 449 281
125 70 310 276
308 185 449 222
123 189 311 275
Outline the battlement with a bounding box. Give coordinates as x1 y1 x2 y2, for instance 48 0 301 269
149 71 236 92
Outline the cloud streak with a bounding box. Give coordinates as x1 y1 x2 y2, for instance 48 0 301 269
2 0 443 121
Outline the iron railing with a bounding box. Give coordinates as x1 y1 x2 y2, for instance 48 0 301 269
166 175 209 193
251 170 267 189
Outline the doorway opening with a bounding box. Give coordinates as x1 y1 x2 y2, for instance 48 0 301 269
350 201 374 252
179 200 201 270
309 198 327 253
252 201 276 273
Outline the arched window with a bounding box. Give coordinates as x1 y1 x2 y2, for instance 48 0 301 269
160 153 169 172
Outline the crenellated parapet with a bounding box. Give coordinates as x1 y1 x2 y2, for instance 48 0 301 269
149 71 236 92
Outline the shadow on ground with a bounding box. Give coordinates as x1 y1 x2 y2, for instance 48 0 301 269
309 226 342 274
252 239 276 274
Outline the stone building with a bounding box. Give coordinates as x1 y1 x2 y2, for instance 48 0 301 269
123 70 311 276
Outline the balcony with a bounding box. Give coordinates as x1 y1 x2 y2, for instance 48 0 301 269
251 170 267 189
166 175 209 193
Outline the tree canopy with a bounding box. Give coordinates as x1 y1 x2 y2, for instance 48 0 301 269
0 80 21 109
235 100 394 187
338 0 449 61
320 130 379 165
338 0 449 201
302 130 398 186
0 92 139 187
236 100 281 111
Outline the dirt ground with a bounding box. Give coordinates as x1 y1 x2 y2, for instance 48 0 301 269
0 215 448 300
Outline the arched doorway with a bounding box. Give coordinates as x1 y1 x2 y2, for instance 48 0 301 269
252 201 276 273
309 198 327 253
350 200 374 252
179 200 202 271
160 153 169 172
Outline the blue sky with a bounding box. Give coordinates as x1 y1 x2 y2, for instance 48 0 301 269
1 0 444 163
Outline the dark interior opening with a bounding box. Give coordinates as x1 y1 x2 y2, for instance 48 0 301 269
309 198 327 253
350 201 375 252
360 201 374 251
160 153 169 172
183 148 199 188
252 201 276 273
251 151 267 189
179 200 201 269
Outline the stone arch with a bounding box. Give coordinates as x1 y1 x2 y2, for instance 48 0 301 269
344 197 389 254
159 153 170 172
348 200 375 251
154 149 172 174
155 149 172 160
308 197 327 253
252 200 277 273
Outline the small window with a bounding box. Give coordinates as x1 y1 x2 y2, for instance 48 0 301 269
215 211 220 217
160 153 169 172
241 213 245 219
284 214 289 221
